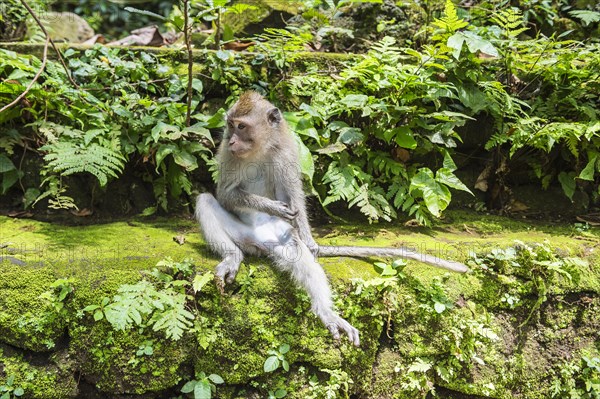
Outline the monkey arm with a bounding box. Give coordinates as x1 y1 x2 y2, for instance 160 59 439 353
274 172 319 256
217 186 298 221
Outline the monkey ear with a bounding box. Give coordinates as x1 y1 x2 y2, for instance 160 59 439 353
267 107 281 125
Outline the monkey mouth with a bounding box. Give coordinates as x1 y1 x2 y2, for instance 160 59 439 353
230 149 250 158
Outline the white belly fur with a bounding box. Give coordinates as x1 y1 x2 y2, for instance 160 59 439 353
240 211 293 245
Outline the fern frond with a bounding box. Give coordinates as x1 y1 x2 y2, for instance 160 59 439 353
432 0 468 33
41 142 126 186
492 8 528 38
322 161 360 206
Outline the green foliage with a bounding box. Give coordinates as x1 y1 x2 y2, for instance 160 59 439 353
181 372 224 399
288 32 475 224
306 368 353 399
35 122 126 187
0 46 215 211
264 344 290 373
469 240 585 325
551 354 600 399
83 259 198 341
0 375 24 399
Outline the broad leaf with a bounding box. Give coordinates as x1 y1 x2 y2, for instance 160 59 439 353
264 356 280 372
558 171 576 201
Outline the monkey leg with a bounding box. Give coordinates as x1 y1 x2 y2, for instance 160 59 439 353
195 193 251 284
269 237 360 347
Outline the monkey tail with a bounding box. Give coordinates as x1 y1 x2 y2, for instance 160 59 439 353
317 245 470 273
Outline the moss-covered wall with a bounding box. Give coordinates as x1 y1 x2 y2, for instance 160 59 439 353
1 211 599 398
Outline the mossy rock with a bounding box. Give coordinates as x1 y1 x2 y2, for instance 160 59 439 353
1 213 600 397
0 346 78 399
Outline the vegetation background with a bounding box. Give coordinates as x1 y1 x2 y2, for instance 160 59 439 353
0 0 599 398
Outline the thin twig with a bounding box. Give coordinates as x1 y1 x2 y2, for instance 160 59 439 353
0 37 49 114
183 0 193 127
19 0 79 89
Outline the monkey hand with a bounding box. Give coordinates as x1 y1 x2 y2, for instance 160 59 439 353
324 315 360 347
271 201 299 221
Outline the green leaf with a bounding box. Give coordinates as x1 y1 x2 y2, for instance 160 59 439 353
195 381 212 399
192 78 203 93
441 150 457 171
0 154 16 173
337 127 364 145
284 112 320 143
216 50 233 61
124 7 166 20
569 10 600 26
558 171 576 201
208 374 224 384
447 32 466 59
434 302 446 313
264 355 280 373
1 169 20 194
151 122 180 142
7 69 29 80
181 380 198 393
155 144 177 171
410 169 451 217
183 124 213 144
293 133 315 181
407 358 432 373
94 311 104 321
340 94 368 108
193 271 214 293
141 206 157 216
173 150 198 171
392 127 417 149
275 388 287 398
578 155 597 181
279 343 290 354
436 168 473 194
13 387 24 397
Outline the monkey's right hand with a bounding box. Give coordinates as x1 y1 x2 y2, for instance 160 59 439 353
270 200 299 221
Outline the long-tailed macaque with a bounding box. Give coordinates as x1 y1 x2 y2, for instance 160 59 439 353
196 91 469 347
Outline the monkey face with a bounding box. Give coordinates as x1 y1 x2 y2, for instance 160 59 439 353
226 118 255 159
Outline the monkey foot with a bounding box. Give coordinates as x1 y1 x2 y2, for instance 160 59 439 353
215 258 240 285
325 317 360 347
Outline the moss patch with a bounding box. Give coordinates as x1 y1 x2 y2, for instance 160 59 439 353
1 213 599 398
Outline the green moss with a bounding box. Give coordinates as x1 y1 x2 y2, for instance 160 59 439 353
0 347 77 399
1 213 600 397
69 324 192 394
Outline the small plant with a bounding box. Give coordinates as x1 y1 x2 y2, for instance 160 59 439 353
181 372 224 399
82 259 197 340
551 354 600 398
0 375 24 399
267 388 288 399
416 276 454 315
373 259 407 277
264 344 290 373
306 368 353 399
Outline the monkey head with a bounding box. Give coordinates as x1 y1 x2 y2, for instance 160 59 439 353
225 91 283 160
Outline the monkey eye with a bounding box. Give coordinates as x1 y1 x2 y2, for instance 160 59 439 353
237 123 246 130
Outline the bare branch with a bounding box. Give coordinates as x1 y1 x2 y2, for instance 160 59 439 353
18 0 79 88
